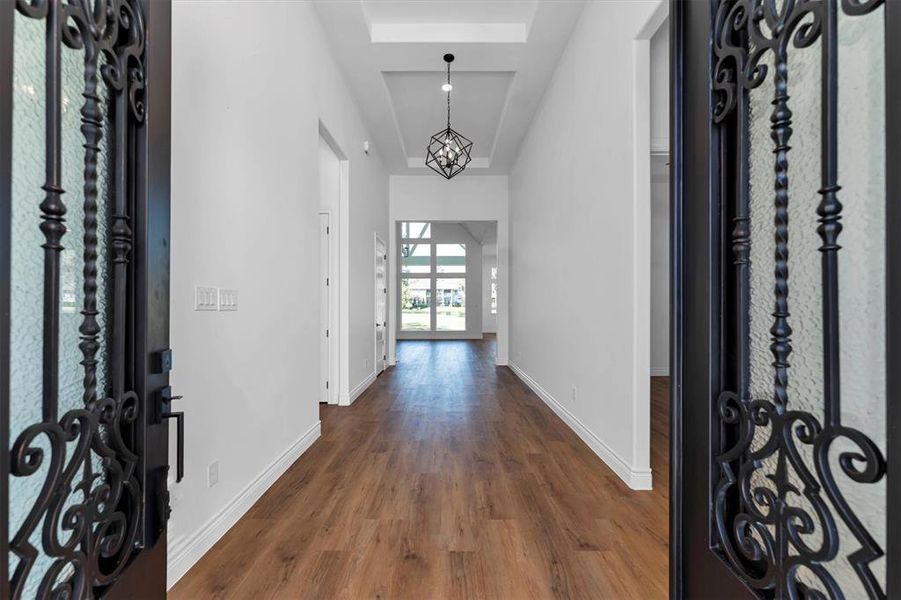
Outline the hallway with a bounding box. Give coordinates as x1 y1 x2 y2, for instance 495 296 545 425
171 339 669 599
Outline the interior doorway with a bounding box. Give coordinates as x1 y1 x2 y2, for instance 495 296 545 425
648 13 670 491
375 234 388 375
649 19 669 382
319 212 331 404
648 19 671 510
395 221 497 346
319 130 341 405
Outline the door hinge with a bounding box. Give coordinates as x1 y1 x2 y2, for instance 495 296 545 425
326 380 329 389
326 328 329 338
327 226 330 234
383 287 387 293
383 254 387 260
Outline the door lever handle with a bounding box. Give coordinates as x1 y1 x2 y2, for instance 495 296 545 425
161 409 184 483
159 386 185 483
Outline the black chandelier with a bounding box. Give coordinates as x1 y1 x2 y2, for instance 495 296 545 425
425 53 473 179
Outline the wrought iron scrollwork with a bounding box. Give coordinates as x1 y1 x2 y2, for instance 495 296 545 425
711 0 887 598
9 0 146 597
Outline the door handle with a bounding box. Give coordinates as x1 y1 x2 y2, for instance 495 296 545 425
162 409 184 483
159 387 185 483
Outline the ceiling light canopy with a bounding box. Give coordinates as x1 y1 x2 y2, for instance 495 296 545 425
425 53 473 179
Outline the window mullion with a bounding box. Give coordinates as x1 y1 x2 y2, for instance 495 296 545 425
430 241 437 331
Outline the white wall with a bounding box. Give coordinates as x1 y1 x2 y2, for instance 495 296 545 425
396 222 483 340
168 0 388 587
389 176 509 364
482 244 498 333
650 22 670 376
508 0 664 490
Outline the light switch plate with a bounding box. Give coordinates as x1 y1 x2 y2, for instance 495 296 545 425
195 286 218 311
219 288 238 311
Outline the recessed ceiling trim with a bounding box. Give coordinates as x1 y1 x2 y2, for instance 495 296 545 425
408 157 490 169
487 71 518 165
370 23 527 44
312 0 586 174
378 71 410 162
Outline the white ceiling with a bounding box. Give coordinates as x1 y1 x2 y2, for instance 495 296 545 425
312 0 586 175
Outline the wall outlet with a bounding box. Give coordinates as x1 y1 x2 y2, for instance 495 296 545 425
208 461 219 488
195 286 218 311
218 288 238 311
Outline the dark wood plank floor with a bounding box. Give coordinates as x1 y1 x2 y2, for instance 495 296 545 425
171 337 670 599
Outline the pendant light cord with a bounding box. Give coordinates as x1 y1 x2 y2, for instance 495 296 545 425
446 60 451 130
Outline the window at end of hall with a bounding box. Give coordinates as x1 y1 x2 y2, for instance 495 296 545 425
400 222 467 332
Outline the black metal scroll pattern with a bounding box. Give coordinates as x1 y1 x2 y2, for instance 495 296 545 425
9 1 146 598
712 0 888 598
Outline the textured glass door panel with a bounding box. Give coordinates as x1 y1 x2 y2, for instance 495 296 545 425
746 38 831 587
5 0 166 595
10 13 113 597
835 5 887 592
10 16 55 597
737 4 886 597
748 46 825 429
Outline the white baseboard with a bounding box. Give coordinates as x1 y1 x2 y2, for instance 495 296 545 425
508 363 653 491
166 421 321 589
339 371 376 406
650 367 669 377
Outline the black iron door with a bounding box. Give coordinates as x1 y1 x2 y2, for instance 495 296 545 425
671 0 899 598
1 0 172 597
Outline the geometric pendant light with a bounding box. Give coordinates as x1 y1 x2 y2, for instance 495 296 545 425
425 53 473 179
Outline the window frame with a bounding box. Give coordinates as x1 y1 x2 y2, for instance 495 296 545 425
398 222 468 332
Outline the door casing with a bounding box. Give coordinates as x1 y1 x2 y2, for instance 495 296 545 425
375 233 387 375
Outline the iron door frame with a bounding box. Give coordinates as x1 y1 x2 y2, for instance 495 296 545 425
1 1 13 595
0 0 172 597
670 0 901 597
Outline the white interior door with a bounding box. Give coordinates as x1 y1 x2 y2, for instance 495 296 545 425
319 213 330 403
375 235 388 374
